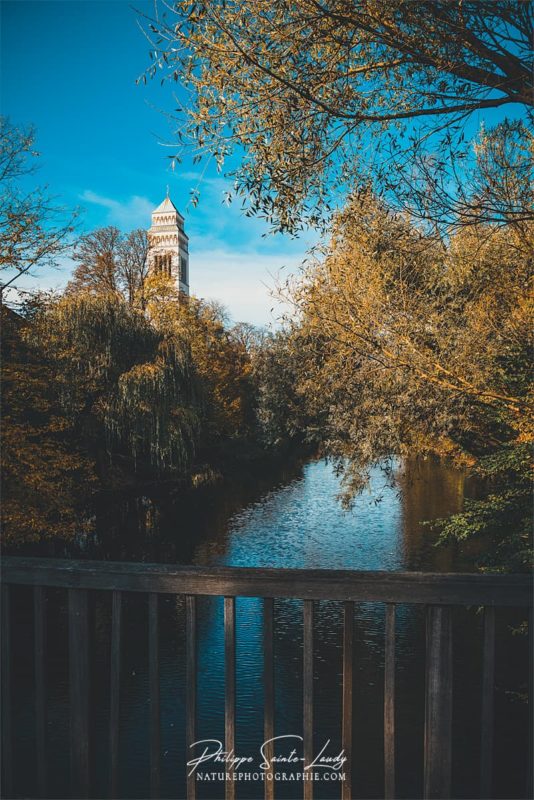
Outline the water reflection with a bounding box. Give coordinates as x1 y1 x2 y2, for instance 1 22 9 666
9 458 529 799
88 458 464 571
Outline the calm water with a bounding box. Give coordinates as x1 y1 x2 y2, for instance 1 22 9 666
9 458 530 799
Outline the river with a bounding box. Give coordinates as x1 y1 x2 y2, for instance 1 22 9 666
9 458 529 799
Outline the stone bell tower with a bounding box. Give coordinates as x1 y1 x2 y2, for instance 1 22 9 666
147 192 189 294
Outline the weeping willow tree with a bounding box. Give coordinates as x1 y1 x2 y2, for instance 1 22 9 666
31 292 201 477
145 271 259 452
1 305 97 544
2 288 258 544
108 337 200 472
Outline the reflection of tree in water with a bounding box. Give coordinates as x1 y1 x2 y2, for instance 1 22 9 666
89 455 307 563
397 457 468 571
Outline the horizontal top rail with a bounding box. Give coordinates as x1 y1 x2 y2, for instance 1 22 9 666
1 557 532 606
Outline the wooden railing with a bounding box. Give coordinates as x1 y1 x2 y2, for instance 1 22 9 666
1 557 532 800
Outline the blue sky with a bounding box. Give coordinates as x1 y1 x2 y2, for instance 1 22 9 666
1 0 312 324
1 2 526 323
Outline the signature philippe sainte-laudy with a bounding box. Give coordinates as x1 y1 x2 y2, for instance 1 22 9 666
187 735 347 776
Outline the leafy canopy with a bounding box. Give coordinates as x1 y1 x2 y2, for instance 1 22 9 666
143 0 533 231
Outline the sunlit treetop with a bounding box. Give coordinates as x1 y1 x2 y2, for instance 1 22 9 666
141 0 533 232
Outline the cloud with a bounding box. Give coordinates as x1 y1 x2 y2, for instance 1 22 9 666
80 190 154 228
181 182 315 325
190 247 302 327
2 254 75 305
5 246 300 327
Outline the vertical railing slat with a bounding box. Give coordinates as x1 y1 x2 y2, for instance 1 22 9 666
303 599 314 800
186 595 197 800
224 596 236 800
527 607 533 800
479 605 495 799
69 588 90 799
2 583 13 799
110 590 122 799
149 593 160 799
263 597 275 800
384 603 396 800
424 605 452 800
342 601 353 800
34 585 47 798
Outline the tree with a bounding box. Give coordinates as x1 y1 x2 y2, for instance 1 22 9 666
284 191 532 567
32 292 201 476
119 228 150 308
253 329 317 449
67 226 150 307
2 290 205 544
0 116 77 297
1 305 96 544
383 118 534 239
143 0 533 231
68 226 122 296
228 321 266 355
169 296 258 449
143 267 183 323
143 271 258 451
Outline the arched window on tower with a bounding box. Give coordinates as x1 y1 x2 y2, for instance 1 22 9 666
154 254 172 276
179 255 187 285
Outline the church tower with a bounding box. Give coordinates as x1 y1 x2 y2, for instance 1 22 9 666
147 193 189 295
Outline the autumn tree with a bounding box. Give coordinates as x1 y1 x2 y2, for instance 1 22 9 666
144 271 258 452
253 329 318 450
32 292 201 476
228 322 266 357
285 191 532 568
68 226 122 296
386 118 534 238
1 305 96 544
67 226 150 307
143 0 533 231
119 228 150 307
0 116 77 298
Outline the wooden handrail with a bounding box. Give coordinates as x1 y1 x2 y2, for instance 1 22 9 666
1 556 532 606
1 556 531 800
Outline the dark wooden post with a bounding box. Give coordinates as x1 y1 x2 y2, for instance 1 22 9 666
263 597 275 800
69 588 90 799
224 597 236 800
109 590 122 799
384 603 396 800
303 600 314 800
479 606 495 799
34 586 47 798
149 593 160 799
2 584 13 799
424 605 452 800
186 595 197 800
342 601 354 800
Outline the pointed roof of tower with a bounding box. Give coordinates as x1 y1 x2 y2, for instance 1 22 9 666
154 196 178 214
149 193 188 239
